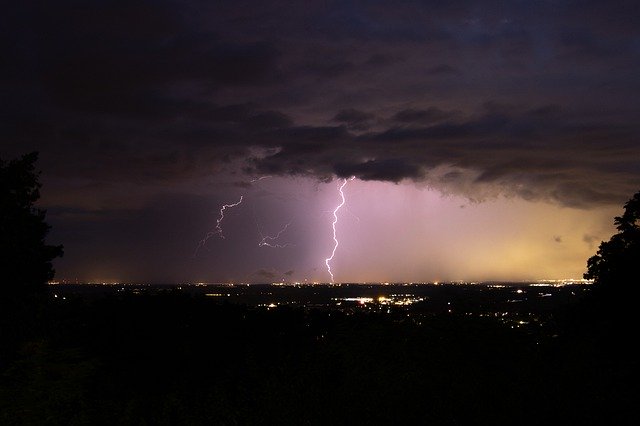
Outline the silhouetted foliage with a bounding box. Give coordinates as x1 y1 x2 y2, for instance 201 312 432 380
0 287 635 425
0 152 63 296
584 190 640 294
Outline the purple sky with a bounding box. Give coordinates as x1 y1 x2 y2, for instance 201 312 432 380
2 1 639 283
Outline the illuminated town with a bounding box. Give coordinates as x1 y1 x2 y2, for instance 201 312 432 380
47 280 593 337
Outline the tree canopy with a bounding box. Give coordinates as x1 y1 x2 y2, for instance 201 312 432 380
584 190 640 293
0 152 63 295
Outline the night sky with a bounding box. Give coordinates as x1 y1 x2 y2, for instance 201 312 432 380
2 1 639 283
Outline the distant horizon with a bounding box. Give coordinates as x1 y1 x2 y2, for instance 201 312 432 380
48 278 594 287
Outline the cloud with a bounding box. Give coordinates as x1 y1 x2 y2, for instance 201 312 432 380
2 0 639 212
334 159 423 182
253 268 294 282
427 64 458 75
391 107 456 124
254 269 278 280
332 109 376 131
246 102 639 207
583 234 601 249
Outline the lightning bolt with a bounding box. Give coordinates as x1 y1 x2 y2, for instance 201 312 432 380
194 195 244 256
250 176 272 183
325 177 353 283
258 222 292 248
215 196 244 239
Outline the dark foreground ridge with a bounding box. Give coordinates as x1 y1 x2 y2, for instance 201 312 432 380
1 283 637 425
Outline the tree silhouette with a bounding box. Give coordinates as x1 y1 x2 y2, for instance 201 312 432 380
584 190 640 294
0 152 63 296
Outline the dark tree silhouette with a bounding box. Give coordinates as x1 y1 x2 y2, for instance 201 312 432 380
0 152 63 296
584 190 640 294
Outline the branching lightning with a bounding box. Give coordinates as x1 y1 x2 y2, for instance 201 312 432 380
258 222 292 248
250 176 272 183
194 176 272 256
215 196 244 239
325 177 353 283
194 195 244 256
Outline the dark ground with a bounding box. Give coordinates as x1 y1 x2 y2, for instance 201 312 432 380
0 284 637 425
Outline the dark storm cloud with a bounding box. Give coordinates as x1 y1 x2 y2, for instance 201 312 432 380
391 107 456 125
43 39 279 114
427 64 458 75
332 109 376 131
334 159 423 182
2 0 640 212
37 3 280 115
247 103 639 207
